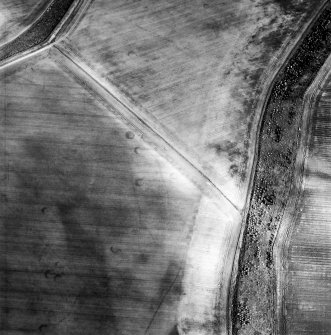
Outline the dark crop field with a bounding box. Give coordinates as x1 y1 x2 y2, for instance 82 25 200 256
0 52 204 334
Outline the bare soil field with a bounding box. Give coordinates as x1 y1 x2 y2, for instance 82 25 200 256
59 0 325 208
0 0 50 44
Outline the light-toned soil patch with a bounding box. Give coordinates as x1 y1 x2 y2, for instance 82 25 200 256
60 0 323 208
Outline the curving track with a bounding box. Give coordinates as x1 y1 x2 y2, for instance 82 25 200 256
231 2 331 335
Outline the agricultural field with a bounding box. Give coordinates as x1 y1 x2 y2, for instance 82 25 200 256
59 0 325 207
285 77 331 334
0 0 50 44
0 1 329 335
277 60 331 335
0 50 241 334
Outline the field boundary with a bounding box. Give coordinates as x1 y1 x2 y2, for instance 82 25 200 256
227 1 331 334
273 53 331 335
52 45 240 213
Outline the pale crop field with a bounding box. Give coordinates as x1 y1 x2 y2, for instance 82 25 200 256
284 75 331 335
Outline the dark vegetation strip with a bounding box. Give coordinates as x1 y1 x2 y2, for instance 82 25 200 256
232 4 331 335
0 0 50 43
0 0 76 62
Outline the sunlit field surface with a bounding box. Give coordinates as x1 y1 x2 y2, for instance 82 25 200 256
284 73 331 335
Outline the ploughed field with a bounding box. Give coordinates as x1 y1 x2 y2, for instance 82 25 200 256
231 4 331 335
0 1 244 334
283 74 331 334
0 45 242 335
0 51 203 334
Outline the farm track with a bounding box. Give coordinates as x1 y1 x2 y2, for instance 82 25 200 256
231 2 331 335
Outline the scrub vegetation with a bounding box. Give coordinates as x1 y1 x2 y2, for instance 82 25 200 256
232 4 331 335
